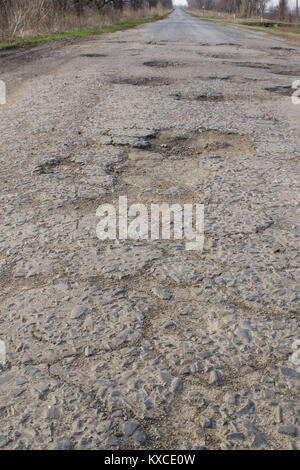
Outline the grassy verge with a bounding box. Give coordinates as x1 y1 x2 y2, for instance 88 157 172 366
184 9 300 41
0 11 172 51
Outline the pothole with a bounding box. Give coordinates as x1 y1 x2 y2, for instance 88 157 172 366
197 75 263 83
143 60 183 68
217 42 242 46
199 42 241 47
270 46 296 51
172 91 224 102
146 41 169 45
109 77 172 86
264 85 293 96
270 69 300 76
31 157 64 175
80 53 108 58
106 40 127 44
147 129 256 159
197 75 232 81
228 61 274 70
206 53 240 59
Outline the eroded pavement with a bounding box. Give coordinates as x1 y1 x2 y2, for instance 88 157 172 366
0 8 299 450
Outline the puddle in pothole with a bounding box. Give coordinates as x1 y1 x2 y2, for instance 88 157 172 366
197 75 265 83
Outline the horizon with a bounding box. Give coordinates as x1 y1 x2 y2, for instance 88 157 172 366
172 1 296 9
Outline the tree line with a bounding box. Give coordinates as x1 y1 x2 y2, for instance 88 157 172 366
0 0 173 19
186 1 294 20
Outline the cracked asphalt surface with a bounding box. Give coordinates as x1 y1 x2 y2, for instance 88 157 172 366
0 8 299 450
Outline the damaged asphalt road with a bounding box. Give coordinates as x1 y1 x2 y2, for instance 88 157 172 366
0 8 299 450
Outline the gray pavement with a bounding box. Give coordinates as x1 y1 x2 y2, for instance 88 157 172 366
0 8 299 450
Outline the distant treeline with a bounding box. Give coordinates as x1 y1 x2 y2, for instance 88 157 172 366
0 0 172 17
186 1 294 20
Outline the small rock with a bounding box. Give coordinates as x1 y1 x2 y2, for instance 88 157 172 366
227 433 245 442
132 430 147 445
122 421 139 437
281 367 300 379
278 425 298 437
0 435 9 448
171 377 183 395
48 157 59 166
97 420 112 433
71 306 87 319
186 391 205 405
209 369 222 386
55 437 73 450
46 407 61 420
251 433 266 449
152 286 172 300
105 436 120 447
132 139 150 149
238 400 256 416
32 166 44 175
201 418 213 429
84 346 94 357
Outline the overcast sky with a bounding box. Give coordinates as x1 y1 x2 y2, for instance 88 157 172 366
173 0 187 6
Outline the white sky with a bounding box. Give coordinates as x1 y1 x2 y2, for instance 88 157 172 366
173 0 188 6
173 0 187 7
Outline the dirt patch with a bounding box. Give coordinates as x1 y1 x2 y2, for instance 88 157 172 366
195 130 255 157
109 77 173 86
146 129 256 160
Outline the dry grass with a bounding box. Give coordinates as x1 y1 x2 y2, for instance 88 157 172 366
186 9 300 41
0 0 167 43
187 8 300 26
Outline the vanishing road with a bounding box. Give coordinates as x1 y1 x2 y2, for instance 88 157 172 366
0 8 299 450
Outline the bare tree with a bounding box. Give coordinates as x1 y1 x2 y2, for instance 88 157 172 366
279 0 287 20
